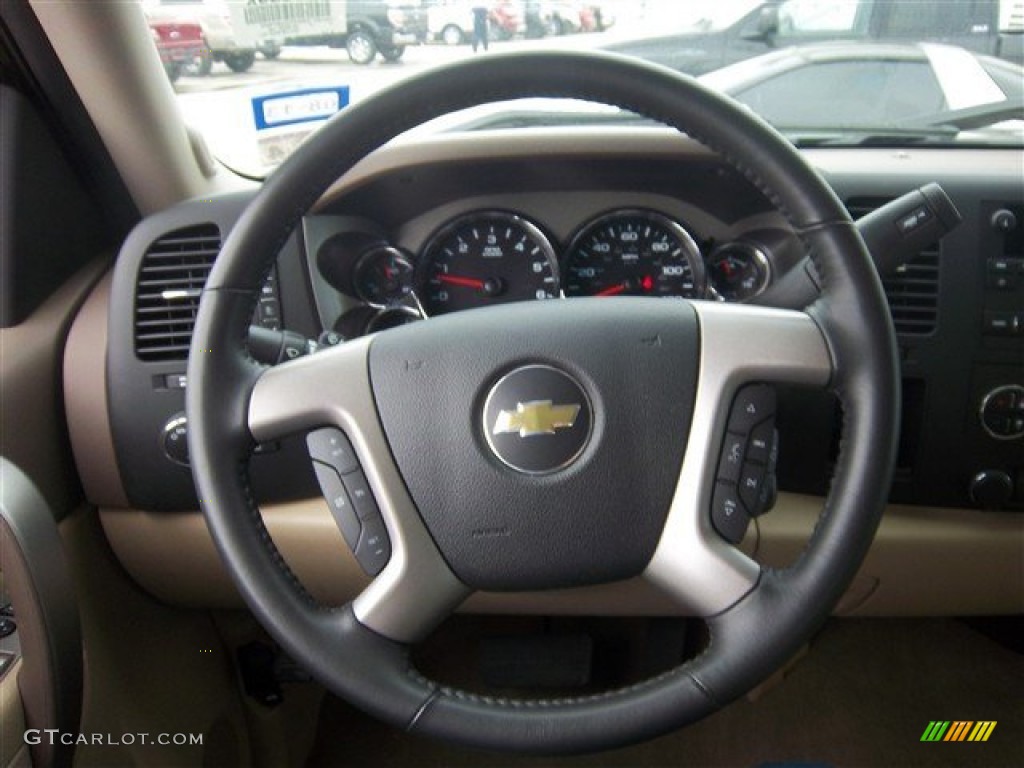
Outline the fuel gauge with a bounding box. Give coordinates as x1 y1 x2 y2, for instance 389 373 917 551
708 242 771 302
353 246 415 306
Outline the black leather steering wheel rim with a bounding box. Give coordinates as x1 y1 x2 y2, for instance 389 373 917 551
187 51 899 754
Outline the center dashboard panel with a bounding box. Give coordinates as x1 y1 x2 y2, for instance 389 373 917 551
103 134 1024 516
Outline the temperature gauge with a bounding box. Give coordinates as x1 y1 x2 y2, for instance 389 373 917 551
709 242 771 302
353 246 415 306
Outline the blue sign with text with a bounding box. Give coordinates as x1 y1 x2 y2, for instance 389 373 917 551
251 86 350 131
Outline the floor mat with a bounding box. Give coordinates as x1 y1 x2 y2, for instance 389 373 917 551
306 618 1023 768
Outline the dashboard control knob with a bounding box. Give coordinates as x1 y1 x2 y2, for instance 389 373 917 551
969 470 1013 510
317 330 343 348
979 384 1024 440
161 413 189 466
991 209 1018 233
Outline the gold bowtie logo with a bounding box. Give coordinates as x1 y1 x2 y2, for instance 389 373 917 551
492 400 581 438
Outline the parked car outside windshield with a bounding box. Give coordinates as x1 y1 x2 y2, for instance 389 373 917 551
152 0 1023 177
699 42 1024 135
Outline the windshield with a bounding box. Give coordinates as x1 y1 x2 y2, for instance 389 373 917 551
142 0 1024 177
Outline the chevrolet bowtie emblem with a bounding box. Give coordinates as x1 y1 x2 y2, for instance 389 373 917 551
492 400 581 438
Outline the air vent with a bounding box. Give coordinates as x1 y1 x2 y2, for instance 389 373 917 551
847 198 940 336
134 224 221 361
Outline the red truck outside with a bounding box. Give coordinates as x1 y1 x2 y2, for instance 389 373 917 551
148 19 205 82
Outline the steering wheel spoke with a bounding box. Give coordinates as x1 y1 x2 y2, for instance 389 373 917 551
249 335 375 442
249 337 470 643
645 302 833 616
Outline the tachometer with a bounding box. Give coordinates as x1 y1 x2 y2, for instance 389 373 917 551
564 210 705 298
420 212 560 315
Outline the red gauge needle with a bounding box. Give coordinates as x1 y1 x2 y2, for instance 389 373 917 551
437 274 486 289
595 283 627 297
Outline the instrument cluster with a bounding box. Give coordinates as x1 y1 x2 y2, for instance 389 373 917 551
313 208 777 337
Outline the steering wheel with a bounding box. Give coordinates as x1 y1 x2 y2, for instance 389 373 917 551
187 51 898 754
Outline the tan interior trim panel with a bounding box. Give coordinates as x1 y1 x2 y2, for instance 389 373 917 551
0 258 108 516
100 501 365 609
0 660 29 768
64 272 128 509
101 493 1024 617
757 494 1024 616
28 1 248 212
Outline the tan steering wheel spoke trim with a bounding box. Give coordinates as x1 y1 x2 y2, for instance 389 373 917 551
644 302 833 616
248 337 470 643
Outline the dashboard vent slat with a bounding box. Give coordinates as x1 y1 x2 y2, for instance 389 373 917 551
134 224 221 361
846 198 940 337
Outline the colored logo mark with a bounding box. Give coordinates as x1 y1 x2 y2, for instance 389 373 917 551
920 721 997 742
492 401 581 438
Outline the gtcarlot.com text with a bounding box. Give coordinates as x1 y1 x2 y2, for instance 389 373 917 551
25 730 203 747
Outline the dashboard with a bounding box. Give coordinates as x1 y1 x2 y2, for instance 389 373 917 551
72 130 1022 614
307 202 782 337
298 138 803 341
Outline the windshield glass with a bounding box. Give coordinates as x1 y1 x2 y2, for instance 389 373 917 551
142 0 1024 177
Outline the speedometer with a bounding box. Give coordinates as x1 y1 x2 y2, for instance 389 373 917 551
420 212 560 316
564 210 705 298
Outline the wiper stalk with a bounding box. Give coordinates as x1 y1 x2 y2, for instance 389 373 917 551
755 184 962 310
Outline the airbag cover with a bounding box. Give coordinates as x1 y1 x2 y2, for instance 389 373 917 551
368 298 698 590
